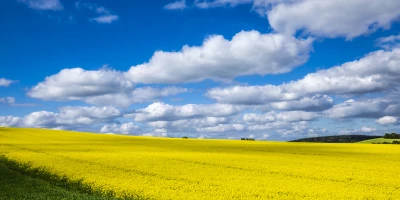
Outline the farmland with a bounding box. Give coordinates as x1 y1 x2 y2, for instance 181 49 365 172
1 127 400 199
358 138 400 144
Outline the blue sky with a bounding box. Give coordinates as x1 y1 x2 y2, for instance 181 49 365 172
1 0 400 140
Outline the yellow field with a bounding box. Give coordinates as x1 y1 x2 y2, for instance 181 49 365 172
1 127 399 199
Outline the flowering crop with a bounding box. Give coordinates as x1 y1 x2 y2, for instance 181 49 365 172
1 127 399 199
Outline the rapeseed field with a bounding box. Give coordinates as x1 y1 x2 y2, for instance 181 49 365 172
1 127 399 199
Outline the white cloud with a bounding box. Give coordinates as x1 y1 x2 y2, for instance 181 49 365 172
146 117 231 137
23 111 57 127
29 68 133 101
275 111 319 122
324 98 390 119
244 112 275 123
208 48 400 105
0 78 14 87
18 0 63 11
55 106 121 125
0 106 121 129
207 84 296 105
339 127 378 135
197 124 246 132
100 123 140 134
125 30 313 84
0 116 23 127
244 111 318 123
83 94 134 108
320 96 400 120
84 87 188 107
376 116 398 125
148 117 228 129
270 95 333 111
91 15 119 24
360 126 377 133
376 33 400 50
131 87 188 103
267 0 400 39
131 102 243 122
194 0 400 39
246 120 323 139
28 68 186 107
164 0 187 10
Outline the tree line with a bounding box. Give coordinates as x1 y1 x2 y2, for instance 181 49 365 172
383 133 400 139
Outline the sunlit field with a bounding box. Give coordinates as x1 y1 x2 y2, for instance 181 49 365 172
358 138 400 144
1 127 399 199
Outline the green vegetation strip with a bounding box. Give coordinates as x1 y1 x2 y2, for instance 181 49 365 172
0 156 121 200
357 138 400 144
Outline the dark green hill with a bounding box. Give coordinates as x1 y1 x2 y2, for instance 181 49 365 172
290 135 382 143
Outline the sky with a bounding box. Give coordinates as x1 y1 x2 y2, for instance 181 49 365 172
1 0 400 140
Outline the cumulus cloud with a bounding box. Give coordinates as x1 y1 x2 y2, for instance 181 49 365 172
0 106 121 129
360 126 377 133
376 116 398 125
141 110 320 138
244 111 319 123
130 87 188 103
207 85 295 105
84 87 188 107
208 48 400 105
164 0 187 10
55 106 121 125
323 98 390 119
100 123 140 134
267 0 400 39
148 117 228 129
270 95 333 111
194 0 400 39
0 116 23 127
339 127 378 135
125 30 312 84
0 78 15 87
130 102 243 122
18 0 63 11
197 124 246 132
28 68 186 107
144 116 248 138
246 120 326 139
22 111 57 127
29 68 133 100
323 97 400 120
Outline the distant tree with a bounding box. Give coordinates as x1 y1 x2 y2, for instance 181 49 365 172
290 135 381 143
182 136 188 139
392 140 400 144
384 133 400 139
